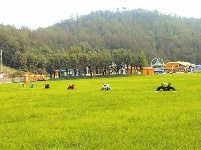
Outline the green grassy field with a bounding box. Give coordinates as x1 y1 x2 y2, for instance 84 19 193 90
1 73 201 149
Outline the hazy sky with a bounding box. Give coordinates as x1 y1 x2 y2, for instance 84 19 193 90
0 0 200 29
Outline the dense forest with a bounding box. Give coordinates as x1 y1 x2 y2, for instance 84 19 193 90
1 9 201 76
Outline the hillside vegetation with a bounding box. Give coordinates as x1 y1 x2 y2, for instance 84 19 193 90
1 9 201 75
0 66 22 78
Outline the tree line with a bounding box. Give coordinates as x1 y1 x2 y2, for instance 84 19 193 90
1 8 201 76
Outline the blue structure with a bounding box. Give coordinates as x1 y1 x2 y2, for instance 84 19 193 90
154 68 166 74
196 64 201 69
55 69 78 78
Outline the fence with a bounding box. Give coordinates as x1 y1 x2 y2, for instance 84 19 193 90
0 79 13 84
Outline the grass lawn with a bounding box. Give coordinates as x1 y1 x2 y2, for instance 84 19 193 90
1 73 201 149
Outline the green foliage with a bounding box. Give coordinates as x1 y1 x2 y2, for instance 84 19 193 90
1 9 201 74
9 70 25 78
1 74 201 149
1 66 22 78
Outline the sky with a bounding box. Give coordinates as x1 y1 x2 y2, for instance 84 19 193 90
0 0 201 30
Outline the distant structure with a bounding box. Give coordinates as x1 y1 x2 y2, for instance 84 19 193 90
151 58 165 74
151 58 164 68
23 74 46 83
164 61 195 73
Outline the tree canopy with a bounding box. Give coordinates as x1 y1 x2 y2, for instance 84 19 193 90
1 8 201 76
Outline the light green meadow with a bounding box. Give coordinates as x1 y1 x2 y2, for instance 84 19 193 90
1 73 201 149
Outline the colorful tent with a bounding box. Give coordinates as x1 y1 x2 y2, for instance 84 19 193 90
152 59 163 67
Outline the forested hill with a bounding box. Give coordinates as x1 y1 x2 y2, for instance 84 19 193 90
51 9 201 63
1 9 201 75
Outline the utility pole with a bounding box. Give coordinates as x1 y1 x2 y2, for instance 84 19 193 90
0 50 2 72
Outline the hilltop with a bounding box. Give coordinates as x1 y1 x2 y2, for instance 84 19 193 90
1 9 201 76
